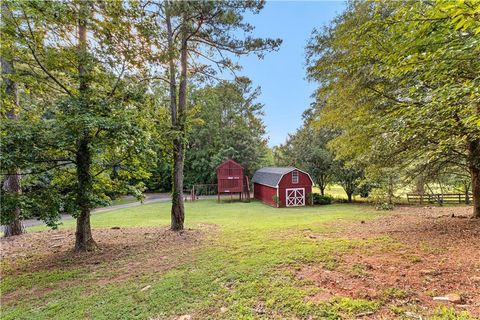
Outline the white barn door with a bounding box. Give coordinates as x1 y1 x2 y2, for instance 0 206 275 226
286 188 305 207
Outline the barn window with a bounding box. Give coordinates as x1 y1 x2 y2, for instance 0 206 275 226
292 171 299 184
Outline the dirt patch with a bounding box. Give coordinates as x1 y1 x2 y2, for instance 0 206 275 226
297 206 480 318
1 225 216 304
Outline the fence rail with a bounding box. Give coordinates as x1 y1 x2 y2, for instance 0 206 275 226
407 193 472 205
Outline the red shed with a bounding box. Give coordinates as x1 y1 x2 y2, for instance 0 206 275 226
252 167 313 207
216 159 250 201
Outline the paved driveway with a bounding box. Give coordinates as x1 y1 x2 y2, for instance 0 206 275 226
7 193 171 229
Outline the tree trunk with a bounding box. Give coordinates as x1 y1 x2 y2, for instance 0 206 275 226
75 137 96 251
347 192 352 203
468 138 480 218
471 169 479 218
464 180 470 204
415 176 425 194
320 187 325 196
1 3 24 236
2 175 24 237
318 175 326 196
166 9 186 231
317 174 326 195
74 1 96 250
415 175 425 204
171 137 185 230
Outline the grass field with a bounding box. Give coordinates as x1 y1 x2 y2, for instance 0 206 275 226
1 201 477 319
314 185 360 201
109 197 139 206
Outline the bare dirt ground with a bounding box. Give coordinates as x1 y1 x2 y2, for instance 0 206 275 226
297 206 480 318
0 225 214 304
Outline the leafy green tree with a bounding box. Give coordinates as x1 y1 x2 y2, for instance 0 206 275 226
149 1 281 230
274 109 335 195
2 1 154 250
1 1 23 236
306 0 480 217
185 78 271 186
331 161 364 203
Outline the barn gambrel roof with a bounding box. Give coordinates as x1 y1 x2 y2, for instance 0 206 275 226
216 159 243 170
252 167 313 188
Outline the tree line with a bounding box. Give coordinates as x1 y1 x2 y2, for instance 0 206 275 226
284 0 479 216
273 108 367 203
1 0 280 250
146 78 272 192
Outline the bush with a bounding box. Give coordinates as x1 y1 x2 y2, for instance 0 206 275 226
375 202 394 211
309 193 333 205
272 195 281 207
356 182 373 198
369 188 396 210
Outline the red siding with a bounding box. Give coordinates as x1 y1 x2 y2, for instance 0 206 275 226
278 170 313 189
278 171 313 207
278 186 312 207
253 183 277 207
278 171 312 207
254 170 313 207
217 160 244 193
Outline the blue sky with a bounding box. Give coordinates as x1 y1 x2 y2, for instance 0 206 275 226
237 1 346 147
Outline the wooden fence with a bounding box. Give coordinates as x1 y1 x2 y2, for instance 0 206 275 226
188 182 251 202
407 193 472 205
189 184 218 201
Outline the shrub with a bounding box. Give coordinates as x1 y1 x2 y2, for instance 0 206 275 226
375 202 394 211
370 188 395 210
272 195 281 207
356 182 373 198
309 193 333 205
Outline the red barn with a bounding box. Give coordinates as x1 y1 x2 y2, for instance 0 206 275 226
216 159 250 201
252 167 313 207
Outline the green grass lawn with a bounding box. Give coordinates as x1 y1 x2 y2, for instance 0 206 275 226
109 197 139 206
2 201 473 319
313 185 355 201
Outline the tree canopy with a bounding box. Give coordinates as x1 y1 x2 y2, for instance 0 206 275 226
1 0 157 249
305 0 480 217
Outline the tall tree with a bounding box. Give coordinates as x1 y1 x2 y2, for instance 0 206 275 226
274 109 335 195
152 1 281 230
74 0 94 251
1 2 23 236
306 0 480 217
2 0 154 250
332 161 364 203
185 78 271 186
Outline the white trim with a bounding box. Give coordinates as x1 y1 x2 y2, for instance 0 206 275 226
254 168 314 188
275 168 314 188
285 188 305 207
292 170 299 184
276 187 279 208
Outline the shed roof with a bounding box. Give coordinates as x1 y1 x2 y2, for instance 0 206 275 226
216 159 243 170
252 167 298 187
